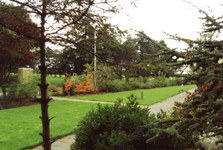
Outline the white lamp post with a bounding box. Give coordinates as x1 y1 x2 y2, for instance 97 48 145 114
94 29 97 89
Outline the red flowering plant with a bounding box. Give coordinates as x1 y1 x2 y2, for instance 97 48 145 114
62 72 75 96
74 72 95 94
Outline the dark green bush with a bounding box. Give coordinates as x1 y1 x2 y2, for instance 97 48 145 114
71 94 199 150
71 94 156 150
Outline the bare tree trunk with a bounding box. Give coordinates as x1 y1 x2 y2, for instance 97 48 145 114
2 86 6 99
37 1 54 149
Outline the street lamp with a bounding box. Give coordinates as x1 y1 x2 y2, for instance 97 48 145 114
94 28 97 89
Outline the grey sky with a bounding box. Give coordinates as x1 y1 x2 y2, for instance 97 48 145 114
108 0 223 49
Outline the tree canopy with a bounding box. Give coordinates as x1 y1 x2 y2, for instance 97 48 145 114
0 2 39 97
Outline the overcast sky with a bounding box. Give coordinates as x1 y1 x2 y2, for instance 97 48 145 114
108 0 223 49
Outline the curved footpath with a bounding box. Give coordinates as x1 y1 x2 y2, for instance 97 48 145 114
31 88 196 150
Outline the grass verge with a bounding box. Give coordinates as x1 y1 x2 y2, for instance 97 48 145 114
0 101 105 150
72 85 196 105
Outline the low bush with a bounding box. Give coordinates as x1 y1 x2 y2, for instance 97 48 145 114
71 94 156 150
74 73 94 94
46 76 64 87
8 76 39 100
60 73 95 96
71 94 199 150
47 72 192 95
100 76 187 93
0 76 39 109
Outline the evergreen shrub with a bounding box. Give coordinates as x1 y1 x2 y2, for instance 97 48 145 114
141 109 200 150
71 94 199 150
70 94 156 150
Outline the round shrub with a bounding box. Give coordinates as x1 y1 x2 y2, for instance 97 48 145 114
70 94 156 150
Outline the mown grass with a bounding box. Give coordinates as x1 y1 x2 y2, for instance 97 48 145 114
1 85 196 149
72 84 196 105
0 101 105 150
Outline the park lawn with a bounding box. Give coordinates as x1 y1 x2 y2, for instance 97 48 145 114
0 100 105 150
72 84 197 105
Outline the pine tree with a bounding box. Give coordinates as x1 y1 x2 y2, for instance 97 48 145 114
144 4 223 149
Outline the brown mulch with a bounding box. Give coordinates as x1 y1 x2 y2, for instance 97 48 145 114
67 92 107 98
0 99 38 110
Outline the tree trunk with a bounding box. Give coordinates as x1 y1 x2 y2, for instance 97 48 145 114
2 85 6 99
106 76 108 93
37 1 54 149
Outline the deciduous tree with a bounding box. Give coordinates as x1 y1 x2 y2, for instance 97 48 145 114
0 2 38 98
0 0 138 150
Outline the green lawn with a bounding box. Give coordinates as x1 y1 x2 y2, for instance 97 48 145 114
0 101 105 150
72 85 196 105
0 84 197 150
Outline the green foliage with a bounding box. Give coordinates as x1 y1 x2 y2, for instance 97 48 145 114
144 4 223 148
140 109 200 150
46 75 64 87
71 94 199 150
0 76 39 109
8 76 39 100
71 94 155 150
100 76 187 93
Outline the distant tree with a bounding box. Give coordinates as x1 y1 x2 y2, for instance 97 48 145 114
134 31 174 77
0 2 38 98
59 16 124 75
136 31 158 61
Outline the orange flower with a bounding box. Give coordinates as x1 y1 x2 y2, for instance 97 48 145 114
74 73 94 93
216 113 220 116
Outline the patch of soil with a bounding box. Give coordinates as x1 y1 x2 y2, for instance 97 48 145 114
0 98 55 110
68 92 108 98
52 91 108 98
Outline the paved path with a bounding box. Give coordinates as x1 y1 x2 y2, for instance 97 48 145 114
31 88 196 150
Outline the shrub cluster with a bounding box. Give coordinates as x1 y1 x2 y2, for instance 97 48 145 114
71 95 198 150
0 76 39 109
100 76 187 93
60 72 94 96
47 72 190 95
71 95 154 150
